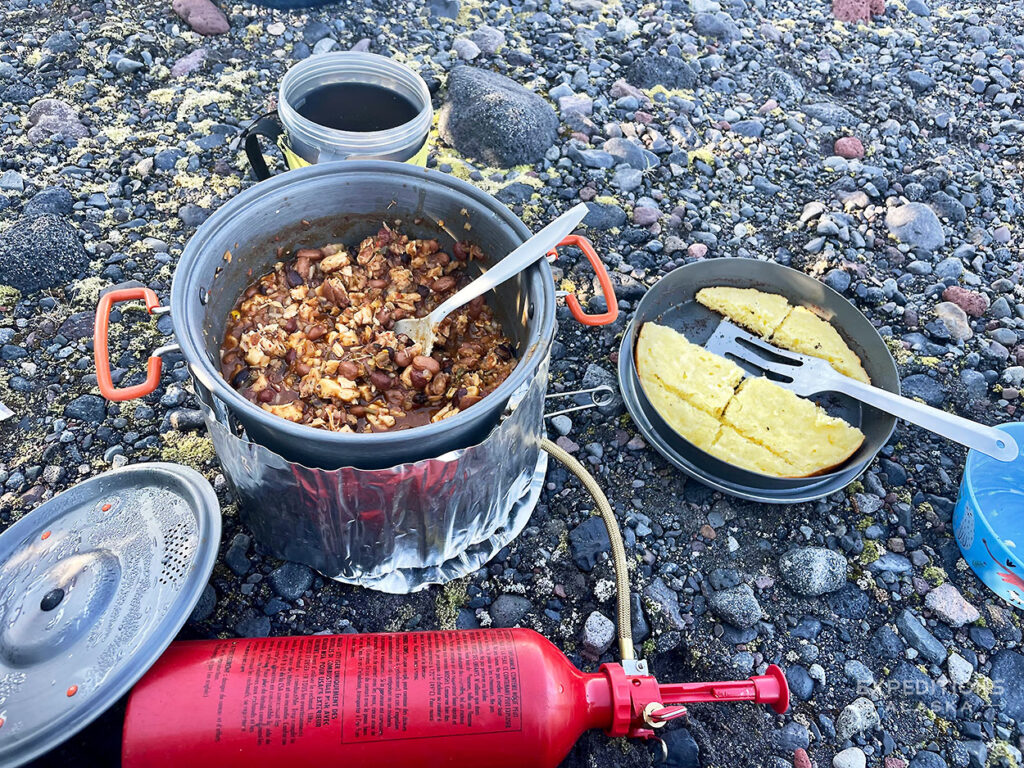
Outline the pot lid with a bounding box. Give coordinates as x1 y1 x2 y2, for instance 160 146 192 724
0 462 221 767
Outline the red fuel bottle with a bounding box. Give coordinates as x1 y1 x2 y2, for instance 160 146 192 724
122 628 787 768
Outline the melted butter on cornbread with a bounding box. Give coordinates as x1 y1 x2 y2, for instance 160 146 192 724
636 321 864 478
695 286 871 384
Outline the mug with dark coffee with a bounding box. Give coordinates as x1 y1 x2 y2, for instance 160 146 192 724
238 52 433 179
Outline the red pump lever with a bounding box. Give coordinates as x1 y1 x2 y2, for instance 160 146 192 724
658 664 790 715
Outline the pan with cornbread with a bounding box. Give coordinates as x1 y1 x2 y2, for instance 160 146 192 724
617 258 900 503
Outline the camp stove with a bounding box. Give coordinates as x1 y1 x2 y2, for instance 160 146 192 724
122 628 787 768
0 436 788 767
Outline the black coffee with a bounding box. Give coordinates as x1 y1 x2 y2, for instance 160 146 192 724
295 82 420 132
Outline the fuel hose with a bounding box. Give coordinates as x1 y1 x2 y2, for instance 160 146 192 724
540 438 634 660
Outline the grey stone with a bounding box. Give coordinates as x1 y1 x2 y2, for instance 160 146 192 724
190 583 216 622
625 54 696 89
439 67 558 167
644 576 686 630
234 615 271 638
693 12 741 41
902 374 946 407
779 547 847 596
833 748 866 768
24 187 73 217
708 584 762 629
803 102 857 125
569 516 610 571
582 363 624 415
836 697 880 741
469 25 505 54
490 594 532 627
268 561 314 600
731 119 764 138
582 611 615 655
991 650 1024 722
886 203 945 252
663 727 699 767
603 137 655 169
225 533 252 575
896 609 947 664
64 395 106 423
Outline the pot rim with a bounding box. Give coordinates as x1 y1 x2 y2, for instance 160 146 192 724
171 160 555 449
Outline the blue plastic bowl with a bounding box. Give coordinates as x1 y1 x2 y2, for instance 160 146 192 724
953 422 1024 608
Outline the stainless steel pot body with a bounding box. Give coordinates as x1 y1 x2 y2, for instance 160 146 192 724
170 161 555 469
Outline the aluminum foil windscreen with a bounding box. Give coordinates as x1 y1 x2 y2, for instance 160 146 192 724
195 358 547 593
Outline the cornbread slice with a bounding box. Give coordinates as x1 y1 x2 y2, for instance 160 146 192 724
640 373 722 451
636 322 745 417
696 286 792 338
722 377 864 476
770 306 870 384
708 425 802 477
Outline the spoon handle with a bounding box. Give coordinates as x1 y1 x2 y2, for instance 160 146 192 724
430 203 591 323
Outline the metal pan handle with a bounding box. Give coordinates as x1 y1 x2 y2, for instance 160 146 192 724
94 287 173 401
545 385 616 418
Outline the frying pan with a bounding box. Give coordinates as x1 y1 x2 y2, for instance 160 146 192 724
617 259 900 503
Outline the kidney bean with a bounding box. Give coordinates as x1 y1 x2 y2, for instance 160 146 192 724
368 278 389 289
385 389 406 406
410 369 430 390
285 269 303 287
458 393 482 409
453 241 467 261
370 371 394 391
285 348 297 365
432 275 456 293
338 360 361 380
375 309 392 328
467 296 485 320
283 316 298 333
257 388 274 403
296 362 311 376
306 324 327 341
394 348 413 368
349 405 366 417
435 252 450 267
412 355 441 374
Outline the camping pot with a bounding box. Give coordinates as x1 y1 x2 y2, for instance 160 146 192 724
236 53 434 180
94 161 617 471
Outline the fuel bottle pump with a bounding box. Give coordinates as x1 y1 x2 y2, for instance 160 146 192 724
122 628 788 767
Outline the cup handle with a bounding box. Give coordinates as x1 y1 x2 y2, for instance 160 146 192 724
235 111 285 181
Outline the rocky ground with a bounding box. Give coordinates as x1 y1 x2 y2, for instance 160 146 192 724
2 0 1024 766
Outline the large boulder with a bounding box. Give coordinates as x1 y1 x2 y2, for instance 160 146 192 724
0 214 88 294
438 67 558 167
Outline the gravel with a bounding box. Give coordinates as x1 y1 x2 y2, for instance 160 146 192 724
4 1 1024 766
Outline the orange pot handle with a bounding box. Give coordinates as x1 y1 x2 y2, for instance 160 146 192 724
94 287 165 401
548 235 619 326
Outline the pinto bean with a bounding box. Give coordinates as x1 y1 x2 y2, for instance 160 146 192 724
412 355 441 374
338 361 361 380
306 324 327 341
467 295 485 320
410 369 431 390
257 388 275 403
459 393 482 410
370 371 394 391
394 348 413 368
368 278 389 289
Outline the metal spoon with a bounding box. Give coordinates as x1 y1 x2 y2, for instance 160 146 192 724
394 203 591 357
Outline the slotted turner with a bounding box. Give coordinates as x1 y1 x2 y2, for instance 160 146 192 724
705 319 1020 462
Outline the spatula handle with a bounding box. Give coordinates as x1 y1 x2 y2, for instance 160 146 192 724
843 379 1019 462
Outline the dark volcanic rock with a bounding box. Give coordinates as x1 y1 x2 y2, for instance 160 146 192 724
438 67 558 167
991 650 1024 722
0 214 88 293
569 516 611 571
625 55 696 89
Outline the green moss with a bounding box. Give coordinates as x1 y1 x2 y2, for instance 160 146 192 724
972 674 993 702
990 741 1020 768
641 638 656 657
385 603 416 632
860 540 882 565
922 566 946 586
160 432 216 470
0 285 21 306
435 578 468 631
687 147 716 166
855 516 875 532
847 480 865 494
